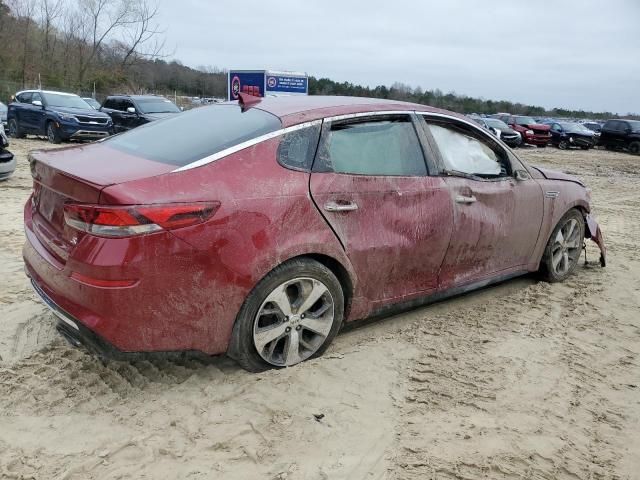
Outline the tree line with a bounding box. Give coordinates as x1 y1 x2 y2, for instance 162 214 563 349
1 0 633 119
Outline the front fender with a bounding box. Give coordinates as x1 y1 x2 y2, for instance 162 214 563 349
585 214 606 267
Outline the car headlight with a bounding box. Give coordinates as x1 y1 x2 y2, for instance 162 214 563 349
55 111 76 121
569 136 574 143
526 129 534 135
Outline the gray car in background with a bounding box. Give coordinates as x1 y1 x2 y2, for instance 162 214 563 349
0 123 16 181
0 101 8 128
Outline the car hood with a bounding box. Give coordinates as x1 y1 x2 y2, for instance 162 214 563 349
142 112 181 120
531 166 585 187
52 106 111 118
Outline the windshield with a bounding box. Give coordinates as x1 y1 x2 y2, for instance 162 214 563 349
136 98 181 114
514 116 536 126
42 93 91 109
486 119 509 130
560 122 591 133
83 98 101 109
628 120 640 132
104 104 281 166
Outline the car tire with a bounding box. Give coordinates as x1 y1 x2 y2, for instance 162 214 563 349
46 121 61 144
540 209 585 283
558 140 569 150
629 141 640 155
8 119 24 139
227 258 345 372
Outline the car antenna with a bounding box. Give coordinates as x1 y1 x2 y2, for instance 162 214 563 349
237 92 261 111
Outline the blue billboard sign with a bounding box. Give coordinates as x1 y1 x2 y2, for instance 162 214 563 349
265 74 308 95
228 70 308 100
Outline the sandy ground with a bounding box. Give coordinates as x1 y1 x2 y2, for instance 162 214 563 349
0 138 639 480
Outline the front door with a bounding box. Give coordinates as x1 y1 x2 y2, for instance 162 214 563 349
310 113 453 304
420 115 543 289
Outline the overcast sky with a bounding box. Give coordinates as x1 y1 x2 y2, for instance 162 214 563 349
157 0 640 114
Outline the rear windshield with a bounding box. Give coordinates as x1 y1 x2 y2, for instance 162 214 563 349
104 104 282 166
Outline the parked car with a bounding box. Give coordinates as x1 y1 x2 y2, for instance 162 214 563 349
23 95 606 371
0 123 16 181
100 95 181 133
473 117 522 147
546 121 596 150
598 119 640 154
493 114 552 147
0 101 8 129
82 97 101 110
7 90 112 143
581 121 602 134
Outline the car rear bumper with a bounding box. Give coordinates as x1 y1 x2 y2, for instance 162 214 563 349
23 203 236 356
0 150 16 180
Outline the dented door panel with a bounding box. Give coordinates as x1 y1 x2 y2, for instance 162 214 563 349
310 173 453 303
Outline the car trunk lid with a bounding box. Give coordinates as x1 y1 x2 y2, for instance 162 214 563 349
28 144 176 263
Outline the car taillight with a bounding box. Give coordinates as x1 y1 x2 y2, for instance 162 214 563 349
63 202 220 237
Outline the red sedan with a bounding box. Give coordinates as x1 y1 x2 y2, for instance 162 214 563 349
23 94 606 371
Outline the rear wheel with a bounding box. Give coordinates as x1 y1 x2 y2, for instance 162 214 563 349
228 258 344 371
8 119 24 138
46 121 61 144
540 209 584 282
629 141 640 155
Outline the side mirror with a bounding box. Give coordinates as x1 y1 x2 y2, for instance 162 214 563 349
126 107 136 114
32 100 43 107
514 169 530 181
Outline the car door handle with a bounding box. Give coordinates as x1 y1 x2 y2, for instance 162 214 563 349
455 195 477 204
324 201 358 212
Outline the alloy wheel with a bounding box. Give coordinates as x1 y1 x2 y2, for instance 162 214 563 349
558 140 569 150
550 218 582 276
253 277 335 367
47 124 56 143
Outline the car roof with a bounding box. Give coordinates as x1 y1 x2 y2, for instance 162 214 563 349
16 89 77 96
107 94 166 100
248 95 465 127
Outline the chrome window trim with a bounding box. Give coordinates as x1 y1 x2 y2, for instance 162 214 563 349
173 119 322 172
417 111 527 170
173 110 417 172
323 110 414 122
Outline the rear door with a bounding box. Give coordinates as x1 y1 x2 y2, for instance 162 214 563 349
420 115 543 289
309 113 453 304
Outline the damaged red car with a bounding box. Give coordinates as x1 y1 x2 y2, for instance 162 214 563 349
23 95 606 371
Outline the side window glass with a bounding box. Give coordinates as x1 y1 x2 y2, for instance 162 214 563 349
18 92 32 103
31 92 42 103
123 100 135 112
103 99 115 109
277 123 321 171
317 115 426 176
427 122 509 178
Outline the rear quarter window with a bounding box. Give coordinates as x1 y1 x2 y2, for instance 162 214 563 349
104 105 282 167
277 124 321 171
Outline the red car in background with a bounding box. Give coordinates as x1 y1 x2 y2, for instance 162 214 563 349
23 95 606 371
495 114 552 147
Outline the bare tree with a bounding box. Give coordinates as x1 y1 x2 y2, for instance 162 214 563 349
8 0 37 87
117 0 165 68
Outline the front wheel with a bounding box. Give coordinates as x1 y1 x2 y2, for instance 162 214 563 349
629 141 640 155
558 140 569 150
46 122 61 144
228 258 344 371
540 209 585 282
8 119 24 138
